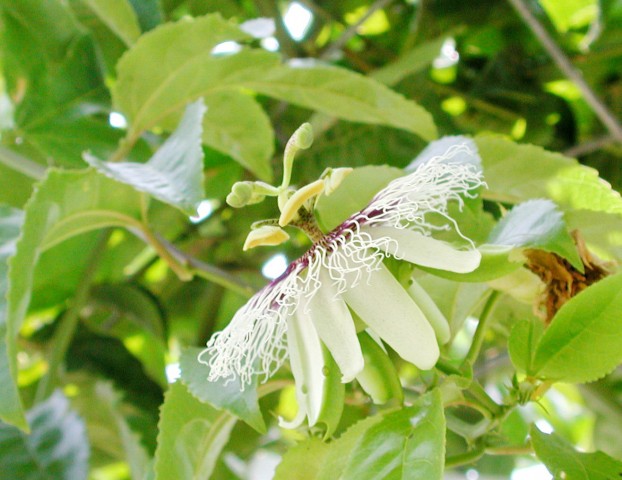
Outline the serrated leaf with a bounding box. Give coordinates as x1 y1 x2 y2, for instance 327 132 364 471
4 169 143 429
154 381 236 480
531 426 622 480
273 437 331 480
315 165 402 231
476 136 622 214
83 0 141 46
179 347 266 433
0 206 26 429
508 318 545 374
316 415 385 480
244 65 437 141
342 390 445 480
531 272 622 383
0 391 89 480
318 390 445 480
488 199 582 269
85 99 206 215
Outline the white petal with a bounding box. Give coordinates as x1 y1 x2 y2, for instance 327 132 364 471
286 307 326 426
341 263 439 370
303 272 364 383
364 226 481 273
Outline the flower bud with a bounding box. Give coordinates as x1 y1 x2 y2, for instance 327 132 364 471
226 182 254 208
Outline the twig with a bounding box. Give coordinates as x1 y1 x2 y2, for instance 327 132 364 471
462 290 500 369
401 0 428 53
507 0 622 143
445 440 486 468
154 234 255 298
255 0 298 58
563 134 617 157
321 0 394 59
0 146 46 180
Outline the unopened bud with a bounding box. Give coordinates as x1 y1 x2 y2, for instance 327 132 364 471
227 181 268 208
226 182 254 208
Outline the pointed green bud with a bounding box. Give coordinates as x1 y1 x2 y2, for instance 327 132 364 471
407 278 451 345
355 331 403 405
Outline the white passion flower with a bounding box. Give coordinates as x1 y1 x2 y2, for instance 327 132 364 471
199 141 484 425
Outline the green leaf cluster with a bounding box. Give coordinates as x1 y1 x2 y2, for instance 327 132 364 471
0 1 621 479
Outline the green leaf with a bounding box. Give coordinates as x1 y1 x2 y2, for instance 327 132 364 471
85 99 206 215
86 283 168 387
0 0 105 127
154 381 236 480
342 389 445 480
315 165 402 231
508 318 545 375
476 136 622 214
0 391 89 480
25 116 144 168
113 14 255 131
487 199 582 269
201 91 274 182
425 199 582 282
565 209 622 261
127 0 161 31
531 425 622 480
115 14 275 181
0 206 26 429
244 65 437 141
316 416 385 480
83 0 141 46
70 379 151 478
0 163 35 208
179 347 266 433
531 272 622 382
274 437 331 480
372 36 447 86
318 390 445 480
4 169 143 428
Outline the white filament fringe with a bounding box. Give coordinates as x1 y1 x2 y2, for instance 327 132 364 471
199 144 484 387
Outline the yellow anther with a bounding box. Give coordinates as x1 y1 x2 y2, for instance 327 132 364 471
278 179 325 227
243 226 290 251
